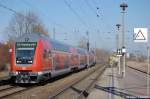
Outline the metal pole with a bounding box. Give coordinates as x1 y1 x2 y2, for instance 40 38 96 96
118 56 121 74
116 24 121 75
111 63 114 99
123 53 126 77
120 2 128 78
116 33 121 75
94 41 96 63
116 32 118 50
122 11 125 77
86 31 90 51
122 12 125 47
108 62 114 99
122 11 126 78
147 46 150 97
53 27 55 40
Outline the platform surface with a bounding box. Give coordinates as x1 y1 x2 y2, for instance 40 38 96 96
87 66 150 99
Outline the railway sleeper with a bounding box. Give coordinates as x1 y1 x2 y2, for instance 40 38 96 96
71 86 89 97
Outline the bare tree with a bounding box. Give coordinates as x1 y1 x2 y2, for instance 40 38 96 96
32 23 48 36
6 11 48 40
95 48 110 63
0 43 10 71
77 36 87 49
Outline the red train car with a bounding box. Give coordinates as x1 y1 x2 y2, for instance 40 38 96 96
10 33 93 83
77 48 88 69
88 51 96 66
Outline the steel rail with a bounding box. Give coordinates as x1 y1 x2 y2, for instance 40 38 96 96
127 65 150 75
76 65 106 99
49 64 106 99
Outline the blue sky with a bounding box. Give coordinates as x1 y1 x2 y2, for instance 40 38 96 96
0 0 150 55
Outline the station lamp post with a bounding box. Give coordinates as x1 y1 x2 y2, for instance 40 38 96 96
120 2 128 77
53 27 56 40
116 24 121 74
116 24 121 50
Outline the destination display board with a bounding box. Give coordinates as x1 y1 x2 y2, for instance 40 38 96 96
16 42 37 48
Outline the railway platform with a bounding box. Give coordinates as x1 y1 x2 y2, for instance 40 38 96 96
87 66 150 99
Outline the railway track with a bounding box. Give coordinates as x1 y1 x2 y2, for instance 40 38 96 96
0 85 16 92
127 65 150 75
0 86 24 98
0 77 32 98
0 83 39 99
0 85 30 99
49 65 106 99
0 64 105 99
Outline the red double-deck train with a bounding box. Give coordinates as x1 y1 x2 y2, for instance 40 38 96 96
10 33 96 83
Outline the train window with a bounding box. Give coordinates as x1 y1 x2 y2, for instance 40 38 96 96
16 48 35 64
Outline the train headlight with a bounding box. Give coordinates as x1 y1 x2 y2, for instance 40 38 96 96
16 61 21 63
10 72 18 75
28 61 33 63
38 72 42 75
15 72 19 75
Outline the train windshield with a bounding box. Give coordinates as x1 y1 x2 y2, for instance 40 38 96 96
16 42 37 64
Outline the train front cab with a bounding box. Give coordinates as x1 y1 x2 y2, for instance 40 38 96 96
10 37 52 83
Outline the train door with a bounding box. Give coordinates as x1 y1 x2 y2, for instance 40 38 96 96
42 41 52 70
52 51 61 70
